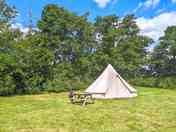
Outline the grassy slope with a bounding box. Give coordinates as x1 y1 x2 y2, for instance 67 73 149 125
0 87 176 132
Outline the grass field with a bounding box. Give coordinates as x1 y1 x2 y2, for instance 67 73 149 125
0 87 176 132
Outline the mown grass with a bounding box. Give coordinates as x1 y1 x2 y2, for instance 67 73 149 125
0 87 176 132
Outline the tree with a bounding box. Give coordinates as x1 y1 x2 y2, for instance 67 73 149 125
92 14 152 78
0 3 157 95
37 4 95 79
0 2 56 95
151 26 176 76
38 4 95 64
0 0 19 95
0 0 17 27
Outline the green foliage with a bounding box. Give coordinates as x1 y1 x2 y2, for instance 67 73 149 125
44 79 90 93
38 4 95 65
157 77 176 89
130 77 157 88
147 26 176 88
151 26 176 77
92 15 153 78
0 28 55 95
0 74 15 96
0 3 175 96
130 77 176 89
0 0 17 28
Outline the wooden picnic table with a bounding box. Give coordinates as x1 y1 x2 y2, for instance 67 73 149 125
69 92 94 106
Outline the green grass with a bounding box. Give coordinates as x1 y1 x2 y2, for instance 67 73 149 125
0 87 176 132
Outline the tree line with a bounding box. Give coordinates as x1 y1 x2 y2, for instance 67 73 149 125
0 1 175 96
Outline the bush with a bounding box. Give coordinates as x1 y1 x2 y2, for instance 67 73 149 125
130 76 176 89
129 77 157 88
44 78 90 93
157 77 176 89
0 75 16 96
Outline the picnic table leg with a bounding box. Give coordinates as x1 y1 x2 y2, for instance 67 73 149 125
89 95 94 104
82 100 87 106
81 97 88 106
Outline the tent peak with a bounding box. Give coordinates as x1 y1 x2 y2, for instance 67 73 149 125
107 64 113 68
106 64 119 75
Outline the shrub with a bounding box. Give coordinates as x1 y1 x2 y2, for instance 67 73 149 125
44 78 90 93
129 77 157 88
130 76 176 89
157 77 176 89
0 75 16 96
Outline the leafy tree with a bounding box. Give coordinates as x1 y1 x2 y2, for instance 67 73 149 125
0 0 18 95
0 2 165 95
151 26 176 76
37 4 95 81
0 0 17 27
0 2 56 95
11 32 55 93
92 15 152 78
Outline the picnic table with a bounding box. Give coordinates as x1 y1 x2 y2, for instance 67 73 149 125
69 92 95 106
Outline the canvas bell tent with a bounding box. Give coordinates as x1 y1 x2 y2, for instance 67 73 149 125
85 64 137 99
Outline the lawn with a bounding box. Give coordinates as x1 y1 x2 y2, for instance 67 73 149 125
0 87 176 132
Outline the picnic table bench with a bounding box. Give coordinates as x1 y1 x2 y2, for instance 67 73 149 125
69 92 95 106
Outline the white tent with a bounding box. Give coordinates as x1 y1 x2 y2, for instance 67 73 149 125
85 64 137 99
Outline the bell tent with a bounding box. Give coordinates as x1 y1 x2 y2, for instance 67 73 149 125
85 64 137 99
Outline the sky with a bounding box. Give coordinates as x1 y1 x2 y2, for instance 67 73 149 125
6 0 176 42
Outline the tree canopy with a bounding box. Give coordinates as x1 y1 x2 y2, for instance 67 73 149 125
0 2 175 96
151 26 176 77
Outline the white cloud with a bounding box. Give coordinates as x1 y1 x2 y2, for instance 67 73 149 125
93 0 111 8
144 0 160 9
171 0 176 3
134 0 160 12
156 8 165 14
11 23 30 34
136 12 176 41
11 23 39 35
133 2 143 13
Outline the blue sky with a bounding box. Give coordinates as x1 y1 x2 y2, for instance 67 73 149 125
6 0 176 25
7 0 176 41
